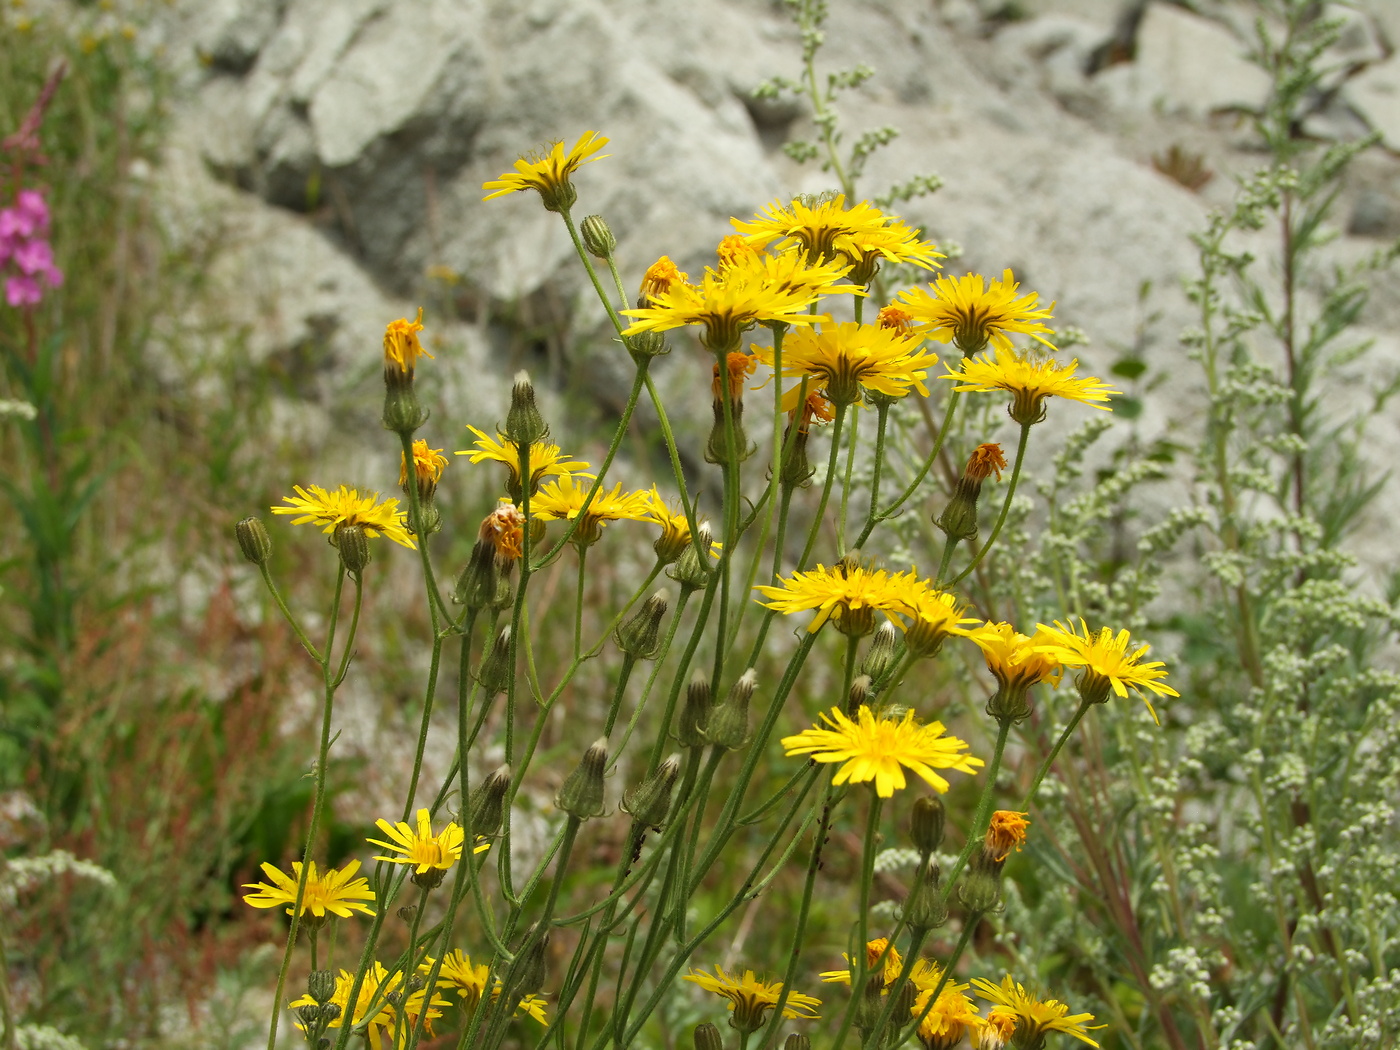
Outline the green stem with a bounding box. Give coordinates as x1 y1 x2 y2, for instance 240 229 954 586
829 792 885 1050
942 718 1013 895
836 404 859 555
1019 697 1094 811
853 389 961 551
888 916 981 1050
797 402 848 571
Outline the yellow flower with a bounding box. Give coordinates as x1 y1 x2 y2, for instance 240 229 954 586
732 195 943 274
456 426 589 501
782 706 984 797
975 1008 1017 1049
481 130 609 211
946 347 1119 425
754 562 923 636
640 256 689 303
914 983 986 1050
367 808 483 875
970 975 1105 1048
621 249 857 352
384 308 432 377
241 860 375 920
899 584 982 658
754 321 939 407
877 303 917 337
819 938 908 987
400 440 448 488
271 484 416 550
897 269 1055 355
965 443 1007 481
531 474 652 546
478 500 526 562
289 962 450 1045
985 810 1030 861
640 487 699 564
419 951 549 1024
967 622 1064 697
1033 619 1179 724
713 351 758 401
683 966 821 1032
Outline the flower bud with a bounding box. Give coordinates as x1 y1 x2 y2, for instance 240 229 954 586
580 214 616 258
1074 667 1113 707
903 860 948 931
505 371 548 446
626 329 669 362
307 970 336 1005
556 737 608 819
855 973 885 1029
957 846 1005 914
845 674 872 716
667 523 714 592
397 904 418 923
475 626 514 696
784 1036 811 1050
910 796 945 857
411 865 447 890
704 669 756 750
382 311 431 433
615 590 669 660
333 523 371 573
318 1002 341 1024
779 422 814 488
621 754 681 829
296 1004 322 1031
469 764 513 839
705 397 753 466
235 517 272 566
693 1023 723 1050
860 622 899 682
676 672 712 748
502 924 550 1000
382 385 428 435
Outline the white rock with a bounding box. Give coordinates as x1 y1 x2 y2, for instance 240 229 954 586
1345 54 1400 149
1130 1 1272 116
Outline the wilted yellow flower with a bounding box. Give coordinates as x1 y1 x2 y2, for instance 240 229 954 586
400 440 448 489
782 706 984 797
478 500 526 562
947 348 1118 425
684 966 821 1032
914 983 986 1050
481 130 609 211
819 938 905 987
241 860 374 921
640 256 689 303
985 810 1031 861
970 975 1104 1047
384 308 432 377
1033 619 1179 724
271 484 416 550
897 269 1055 355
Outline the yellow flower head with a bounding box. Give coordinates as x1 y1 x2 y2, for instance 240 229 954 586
970 975 1105 1048
640 487 699 564
968 622 1064 705
985 810 1031 862
683 965 821 1033
754 562 923 636
621 249 857 352
914 983 986 1050
478 500 526 563
384 308 432 377
241 860 375 921
782 705 984 797
755 321 939 407
640 256 689 303
819 938 905 987
419 951 549 1024
481 130 609 212
975 1008 1018 1049
947 347 1119 425
899 584 982 658
531 474 652 546
897 269 1055 356
1033 619 1179 724
878 303 917 337
732 195 943 276
290 962 450 1044
717 233 762 269
400 439 448 493
456 425 589 502
367 808 481 876
271 484 416 550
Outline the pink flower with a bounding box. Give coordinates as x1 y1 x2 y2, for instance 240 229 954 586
0 188 62 308
6 275 42 307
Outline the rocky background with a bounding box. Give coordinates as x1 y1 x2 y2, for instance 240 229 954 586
152 0 1400 533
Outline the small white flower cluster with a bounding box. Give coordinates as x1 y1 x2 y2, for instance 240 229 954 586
1147 945 1216 1002
0 850 118 909
15 1025 87 1050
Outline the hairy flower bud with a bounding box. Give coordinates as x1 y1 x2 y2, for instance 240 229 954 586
693 1023 724 1050
469 764 513 839
704 669 756 750
505 371 548 446
307 970 336 1005
501 925 550 1001
860 621 899 682
475 626 514 696
784 1036 812 1050
668 522 713 592
957 846 1005 914
676 672 712 749
333 523 371 574
580 214 616 258
903 859 949 931
235 516 272 566
616 590 669 660
846 674 872 716
621 754 681 829
910 795 946 857
556 737 609 819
